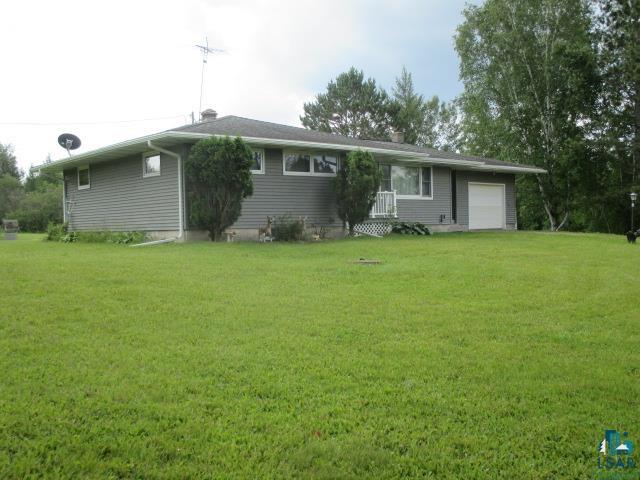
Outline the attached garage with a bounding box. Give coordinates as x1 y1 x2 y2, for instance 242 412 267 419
468 183 506 230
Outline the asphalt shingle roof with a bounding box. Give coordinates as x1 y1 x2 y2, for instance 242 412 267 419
171 115 539 170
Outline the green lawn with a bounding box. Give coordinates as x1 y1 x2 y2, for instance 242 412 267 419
1 232 638 479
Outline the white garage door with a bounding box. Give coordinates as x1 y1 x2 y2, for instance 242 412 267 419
468 183 505 230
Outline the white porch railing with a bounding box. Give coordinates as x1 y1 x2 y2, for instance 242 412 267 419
370 191 397 218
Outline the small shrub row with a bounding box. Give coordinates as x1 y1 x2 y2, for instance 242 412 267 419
45 223 147 244
391 221 431 235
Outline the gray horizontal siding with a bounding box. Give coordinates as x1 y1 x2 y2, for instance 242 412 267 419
455 171 516 228
62 142 517 234
230 148 340 229
395 166 452 225
64 150 181 232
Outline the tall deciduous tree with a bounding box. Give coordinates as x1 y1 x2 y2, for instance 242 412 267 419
596 0 639 183
584 0 640 232
185 137 254 241
0 143 20 179
456 0 598 231
301 67 396 140
0 175 23 220
435 99 464 152
6 186 62 232
333 150 382 235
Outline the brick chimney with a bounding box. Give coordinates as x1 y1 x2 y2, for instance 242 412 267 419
391 131 405 143
200 109 218 122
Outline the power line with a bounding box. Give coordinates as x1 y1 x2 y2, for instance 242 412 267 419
0 114 186 126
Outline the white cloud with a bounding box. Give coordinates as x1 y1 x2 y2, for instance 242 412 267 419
0 0 468 172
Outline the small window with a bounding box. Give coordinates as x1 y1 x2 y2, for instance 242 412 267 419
283 151 338 176
312 154 338 174
251 148 265 174
78 166 90 190
380 165 392 191
143 153 161 177
284 153 311 173
421 167 432 197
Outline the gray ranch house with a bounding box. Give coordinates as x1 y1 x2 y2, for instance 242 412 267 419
35 112 545 240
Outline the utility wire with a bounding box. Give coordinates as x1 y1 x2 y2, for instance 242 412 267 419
0 114 186 126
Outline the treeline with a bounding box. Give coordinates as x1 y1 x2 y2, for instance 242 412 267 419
301 0 638 233
0 145 62 231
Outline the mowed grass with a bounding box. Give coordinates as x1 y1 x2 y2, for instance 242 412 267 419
1 232 639 479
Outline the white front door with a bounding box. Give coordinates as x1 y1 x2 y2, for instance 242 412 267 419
468 183 505 230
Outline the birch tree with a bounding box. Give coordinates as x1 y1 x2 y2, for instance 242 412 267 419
582 0 640 232
455 0 598 230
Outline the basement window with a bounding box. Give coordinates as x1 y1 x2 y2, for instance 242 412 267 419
77 166 90 190
143 153 161 178
251 148 265 174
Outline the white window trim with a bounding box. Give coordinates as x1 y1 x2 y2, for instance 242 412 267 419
383 164 433 200
251 148 265 174
77 165 90 190
142 152 161 178
420 165 434 200
282 150 338 177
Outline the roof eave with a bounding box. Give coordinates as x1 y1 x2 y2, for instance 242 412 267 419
32 130 546 174
468 164 547 174
32 131 177 173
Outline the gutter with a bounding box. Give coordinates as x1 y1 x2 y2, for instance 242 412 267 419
167 133 544 173
130 141 184 246
169 132 488 168
467 164 547 174
33 130 546 175
31 131 172 172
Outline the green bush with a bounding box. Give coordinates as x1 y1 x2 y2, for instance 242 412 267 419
272 214 306 241
45 222 68 241
186 136 254 241
62 232 78 243
332 150 381 236
0 174 23 220
45 224 146 244
7 186 63 232
391 221 431 235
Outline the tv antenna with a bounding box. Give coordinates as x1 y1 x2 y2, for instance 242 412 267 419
57 133 82 157
195 37 225 117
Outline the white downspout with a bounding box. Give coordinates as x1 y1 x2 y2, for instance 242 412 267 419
62 177 67 224
130 141 184 246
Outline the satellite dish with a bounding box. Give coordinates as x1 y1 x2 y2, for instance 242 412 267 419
57 133 82 157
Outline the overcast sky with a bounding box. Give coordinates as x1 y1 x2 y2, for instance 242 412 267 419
1 0 477 173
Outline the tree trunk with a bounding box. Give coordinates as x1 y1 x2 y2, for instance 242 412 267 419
555 211 569 231
208 225 222 241
633 80 639 185
536 174 557 230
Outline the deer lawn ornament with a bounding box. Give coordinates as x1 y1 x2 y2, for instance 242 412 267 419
259 216 273 242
